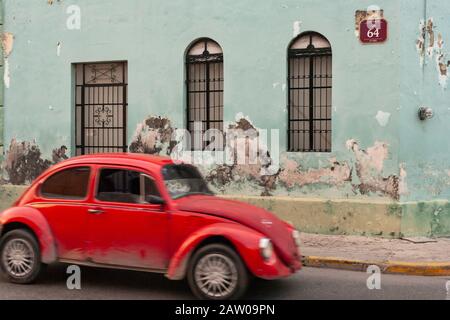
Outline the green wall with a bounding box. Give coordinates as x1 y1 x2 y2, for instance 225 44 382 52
0 0 449 207
398 0 450 202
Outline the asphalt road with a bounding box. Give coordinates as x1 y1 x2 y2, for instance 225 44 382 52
0 264 448 300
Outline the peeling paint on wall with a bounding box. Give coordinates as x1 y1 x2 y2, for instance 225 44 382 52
205 115 400 199
435 33 449 88
52 145 68 163
416 19 426 66
1 140 70 185
421 18 449 88
129 116 175 156
278 158 351 189
206 115 279 196
346 140 399 200
1 110 404 202
127 114 404 200
2 33 14 58
2 139 51 185
426 18 435 58
2 32 14 89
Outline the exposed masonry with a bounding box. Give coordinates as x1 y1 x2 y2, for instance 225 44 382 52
1 139 69 185
416 20 426 66
129 116 176 156
418 18 450 88
204 116 401 200
52 145 68 163
277 158 351 190
426 18 435 58
1 116 403 200
3 139 51 185
205 117 278 196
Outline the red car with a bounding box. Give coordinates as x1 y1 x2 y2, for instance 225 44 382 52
0 154 301 299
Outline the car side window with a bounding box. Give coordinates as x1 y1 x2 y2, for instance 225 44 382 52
41 167 91 200
142 175 161 199
96 168 160 204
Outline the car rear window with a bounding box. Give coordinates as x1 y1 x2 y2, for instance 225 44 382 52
40 167 91 200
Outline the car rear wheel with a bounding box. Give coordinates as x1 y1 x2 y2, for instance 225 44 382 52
187 243 249 300
0 229 43 284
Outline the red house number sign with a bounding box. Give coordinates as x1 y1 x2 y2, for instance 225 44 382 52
360 19 388 43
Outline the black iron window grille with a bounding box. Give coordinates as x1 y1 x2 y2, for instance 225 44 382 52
75 62 128 155
288 32 332 152
186 38 224 150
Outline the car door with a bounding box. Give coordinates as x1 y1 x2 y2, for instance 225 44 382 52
86 166 170 270
33 166 92 261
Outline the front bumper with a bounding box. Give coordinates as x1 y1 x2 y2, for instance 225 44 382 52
252 252 302 280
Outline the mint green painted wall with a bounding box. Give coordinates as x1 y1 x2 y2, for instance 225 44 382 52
4 0 447 203
398 0 450 202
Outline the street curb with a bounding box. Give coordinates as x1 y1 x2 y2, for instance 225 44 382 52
302 256 450 276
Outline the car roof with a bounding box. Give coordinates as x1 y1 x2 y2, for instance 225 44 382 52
50 153 175 172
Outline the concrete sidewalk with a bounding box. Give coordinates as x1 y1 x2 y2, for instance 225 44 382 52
300 233 450 276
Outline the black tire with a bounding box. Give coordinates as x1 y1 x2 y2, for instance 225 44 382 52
0 229 43 284
187 243 249 300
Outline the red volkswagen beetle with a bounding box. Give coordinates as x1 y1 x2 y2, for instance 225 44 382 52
0 154 302 299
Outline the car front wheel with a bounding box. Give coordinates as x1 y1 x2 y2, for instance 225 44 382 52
187 243 249 300
0 229 43 284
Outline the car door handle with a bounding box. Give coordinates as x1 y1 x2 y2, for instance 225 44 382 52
88 208 104 215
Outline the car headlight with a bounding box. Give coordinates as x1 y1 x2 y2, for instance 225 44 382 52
259 238 273 261
292 230 301 247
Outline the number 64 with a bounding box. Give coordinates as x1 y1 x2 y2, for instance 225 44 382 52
367 28 380 38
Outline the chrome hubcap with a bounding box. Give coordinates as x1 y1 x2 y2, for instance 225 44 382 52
194 253 238 298
2 239 35 277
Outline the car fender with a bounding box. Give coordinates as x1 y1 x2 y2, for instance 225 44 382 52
0 206 57 264
166 222 265 280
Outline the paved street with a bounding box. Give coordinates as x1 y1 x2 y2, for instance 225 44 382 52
0 264 448 300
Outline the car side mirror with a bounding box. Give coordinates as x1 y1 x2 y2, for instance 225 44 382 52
146 195 165 205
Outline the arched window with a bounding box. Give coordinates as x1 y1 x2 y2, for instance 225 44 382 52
288 32 332 152
185 38 224 150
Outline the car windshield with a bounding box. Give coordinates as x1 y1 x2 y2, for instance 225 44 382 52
162 164 213 199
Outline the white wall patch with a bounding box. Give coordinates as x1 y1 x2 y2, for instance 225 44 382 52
293 21 302 37
57 42 62 56
375 111 391 127
3 59 10 89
